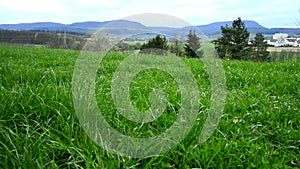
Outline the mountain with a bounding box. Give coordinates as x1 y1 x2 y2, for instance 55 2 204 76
0 22 66 31
0 20 299 37
195 20 265 36
0 20 147 33
67 20 147 32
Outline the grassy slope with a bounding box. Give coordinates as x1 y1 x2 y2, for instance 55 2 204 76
0 46 299 168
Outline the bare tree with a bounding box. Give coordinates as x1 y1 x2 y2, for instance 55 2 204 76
84 30 114 52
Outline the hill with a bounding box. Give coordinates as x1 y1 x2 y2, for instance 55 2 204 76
0 20 147 33
0 20 299 37
196 20 265 36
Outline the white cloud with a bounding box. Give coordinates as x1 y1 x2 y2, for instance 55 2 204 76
72 0 121 8
0 0 66 13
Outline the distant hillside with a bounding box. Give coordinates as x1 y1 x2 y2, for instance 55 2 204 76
0 20 147 33
200 20 265 29
0 20 299 37
195 20 266 36
195 21 300 37
68 20 147 32
0 22 66 31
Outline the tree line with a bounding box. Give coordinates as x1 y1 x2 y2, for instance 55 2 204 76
140 17 269 61
139 30 203 58
0 30 86 50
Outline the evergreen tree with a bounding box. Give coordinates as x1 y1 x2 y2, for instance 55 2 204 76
252 33 269 61
212 26 233 59
214 17 250 60
184 30 202 58
140 35 168 55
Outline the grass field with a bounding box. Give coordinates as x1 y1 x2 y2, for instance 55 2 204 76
0 45 299 168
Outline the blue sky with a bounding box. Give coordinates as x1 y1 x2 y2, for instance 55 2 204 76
0 0 299 28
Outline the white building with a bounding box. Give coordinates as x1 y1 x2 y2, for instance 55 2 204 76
267 39 295 47
273 33 288 40
267 35 300 47
286 38 298 47
267 39 278 46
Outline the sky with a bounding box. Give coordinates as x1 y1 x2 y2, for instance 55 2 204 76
0 0 299 28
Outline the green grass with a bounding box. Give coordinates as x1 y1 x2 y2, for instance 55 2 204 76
269 51 300 62
0 45 299 168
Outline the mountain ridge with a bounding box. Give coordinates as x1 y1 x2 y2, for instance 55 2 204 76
0 20 299 37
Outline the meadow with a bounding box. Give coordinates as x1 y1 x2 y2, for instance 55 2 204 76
0 45 299 168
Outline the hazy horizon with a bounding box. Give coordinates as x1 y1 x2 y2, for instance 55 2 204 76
0 0 299 28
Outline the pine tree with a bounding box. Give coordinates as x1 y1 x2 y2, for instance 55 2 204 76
214 17 250 60
213 26 233 59
184 30 202 58
252 33 269 61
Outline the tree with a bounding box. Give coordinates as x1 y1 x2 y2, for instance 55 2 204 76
140 35 168 55
252 33 269 61
212 26 233 59
214 17 250 60
184 30 202 58
84 30 111 51
170 39 184 56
